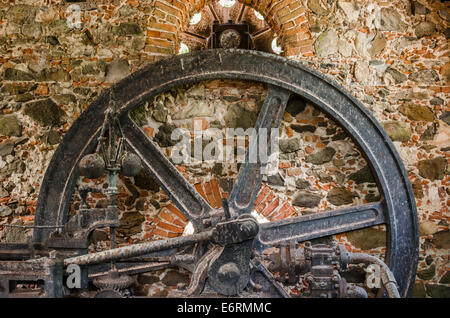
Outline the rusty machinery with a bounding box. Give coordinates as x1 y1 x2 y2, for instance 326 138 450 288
0 49 418 298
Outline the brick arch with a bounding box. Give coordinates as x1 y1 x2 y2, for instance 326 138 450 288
147 0 313 57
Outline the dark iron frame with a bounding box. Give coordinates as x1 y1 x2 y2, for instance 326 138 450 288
31 49 419 297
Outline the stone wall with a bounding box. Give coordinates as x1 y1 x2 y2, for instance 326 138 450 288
0 0 448 297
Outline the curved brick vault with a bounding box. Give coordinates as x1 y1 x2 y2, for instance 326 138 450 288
147 0 313 56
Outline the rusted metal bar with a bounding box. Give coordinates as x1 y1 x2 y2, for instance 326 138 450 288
229 85 291 216
89 262 171 280
348 253 400 298
257 202 385 246
121 115 213 231
64 230 213 266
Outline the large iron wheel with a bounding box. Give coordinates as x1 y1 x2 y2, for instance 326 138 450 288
33 49 419 297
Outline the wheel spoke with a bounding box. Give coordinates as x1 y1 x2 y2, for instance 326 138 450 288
121 115 213 230
229 85 291 216
257 201 386 247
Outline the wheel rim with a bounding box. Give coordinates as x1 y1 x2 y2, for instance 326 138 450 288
33 49 419 297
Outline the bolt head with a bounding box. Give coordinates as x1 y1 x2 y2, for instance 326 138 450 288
217 262 241 284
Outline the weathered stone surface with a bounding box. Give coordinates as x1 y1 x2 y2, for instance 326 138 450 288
295 179 311 189
354 32 372 58
152 103 168 123
338 1 359 22
46 35 59 45
1 83 36 95
53 94 77 105
412 180 424 199
130 103 148 127
314 30 338 57
285 97 306 116
440 112 450 125
365 193 380 203
134 169 160 192
398 104 435 122
40 130 61 145
48 20 70 34
411 281 426 298
82 63 101 75
327 187 356 206
39 68 71 82
154 124 178 147
14 93 34 102
332 132 348 141
308 0 331 16
118 211 145 236
420 123 438 141
114 22 142 36
306 147 336 165
417 264 436 280
338 38 352 57
1 221 30 243
0 141 15 157
439 272 450 284
418 157 446 181
267 173 285 186
377 8 407 32
346 228 386 250
445 28 450 40
442 62 450 82
354 60 370 83
105 59 130 83
23 99 66 127
3 68 35 81
409 69 439 84
439 9 450 22
81 29 96 46
91 229 108 243
319 172 333 183
279 138 301 153
162 270 190 286
425 284 450 298
432 230 450 249
425 255 433 266
385 67 407 84
415 21 436 38
368 33 386 58
135 198 146 211
290 124 316 133
419 221 439 236
21 22 42 39
411 1 430 15
138 273 160 285
293 191 322 208
0 115 22 137
0 205 12 217
224 103 257 129
382 121 411 142
149 198 161 210
6 5 36 24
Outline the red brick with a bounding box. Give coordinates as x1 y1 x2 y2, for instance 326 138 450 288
157 220 184 234
194 183 208 201
210 178 222 208
254 185 271 206
166 203 188 222
262 197 280 217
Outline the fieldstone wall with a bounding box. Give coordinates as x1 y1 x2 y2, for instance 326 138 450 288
0 0 448 297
